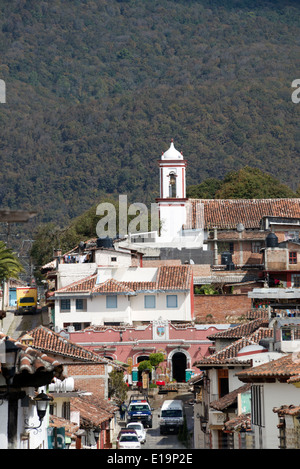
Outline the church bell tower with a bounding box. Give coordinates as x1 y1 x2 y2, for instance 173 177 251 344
156 140 188 242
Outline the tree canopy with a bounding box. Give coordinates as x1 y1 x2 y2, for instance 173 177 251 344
187 167 299 199
0 241 24 282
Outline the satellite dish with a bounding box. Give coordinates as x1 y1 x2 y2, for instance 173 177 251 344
236 223 245 232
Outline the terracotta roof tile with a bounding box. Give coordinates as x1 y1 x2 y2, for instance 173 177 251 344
70 394 118 428
210 383 251 411
55 266 192 295
246 309 269 320
224 414 252 432
49 415 79 438
237 352 300 382
207 319 269 340
58 273 98 293
157 265 192 290
0 332 64 383
93 278 136 294
188 199 300 230
273 405 300 416
21 326 114 364
194 327 273 365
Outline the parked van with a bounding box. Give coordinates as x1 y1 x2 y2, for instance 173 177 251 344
159 399 184 434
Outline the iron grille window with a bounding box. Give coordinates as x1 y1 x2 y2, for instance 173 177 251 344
62 401 70 420
251 385 265 427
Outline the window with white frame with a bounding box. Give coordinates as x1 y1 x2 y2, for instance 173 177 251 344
106 295 117 308
166 294 178 308
60 299 70 311
144 295 156 308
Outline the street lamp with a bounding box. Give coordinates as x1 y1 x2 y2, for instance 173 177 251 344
35 391 53 423
25 391 53 431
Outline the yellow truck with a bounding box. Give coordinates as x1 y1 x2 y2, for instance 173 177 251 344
16 287 38 315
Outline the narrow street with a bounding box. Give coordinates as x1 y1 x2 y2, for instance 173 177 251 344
1 309 44 339
120 392 194 450
145 394 194 450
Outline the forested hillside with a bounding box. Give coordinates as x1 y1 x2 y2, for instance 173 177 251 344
0 0 299 231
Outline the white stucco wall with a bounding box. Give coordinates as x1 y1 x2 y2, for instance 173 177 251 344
159 203 187 242
0 386 49 449
55 294 131 328
0 400 8 448
57 263 97 289
54 290 191 328
255 382 300 449
130 291 191 322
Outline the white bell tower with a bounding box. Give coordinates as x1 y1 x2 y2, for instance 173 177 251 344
156 140 188 242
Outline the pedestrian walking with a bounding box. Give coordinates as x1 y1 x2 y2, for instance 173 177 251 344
119 402 127 420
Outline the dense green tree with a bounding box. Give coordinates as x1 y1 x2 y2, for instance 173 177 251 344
108 369 128 404
188 167 298 200
214 167 297 199
0 241 24 281
187 178 223 199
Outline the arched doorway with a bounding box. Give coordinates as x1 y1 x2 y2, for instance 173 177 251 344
172 352 187 383
137 355 151 382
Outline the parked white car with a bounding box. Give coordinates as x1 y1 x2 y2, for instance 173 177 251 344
117 429 141 449
126 422 146 444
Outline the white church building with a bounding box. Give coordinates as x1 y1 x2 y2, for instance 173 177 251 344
123 140 204 249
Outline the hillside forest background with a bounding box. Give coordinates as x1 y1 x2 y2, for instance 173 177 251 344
0 0 299 272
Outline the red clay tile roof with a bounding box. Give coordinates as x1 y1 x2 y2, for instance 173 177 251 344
245 309 269 320
0 332 64 382
58 273 98 293
224 414 252 432
236 352 300 382
210 383 251 411
157 265 192 290
207 319 269 340
21 326 114 364
49 415 79 438
273 405 300 416
93 278 136 294
188 199 300 230
194 327 273 366
55 265 192 295
70 394 118 428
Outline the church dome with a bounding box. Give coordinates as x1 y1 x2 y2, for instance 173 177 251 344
161 140 183 160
